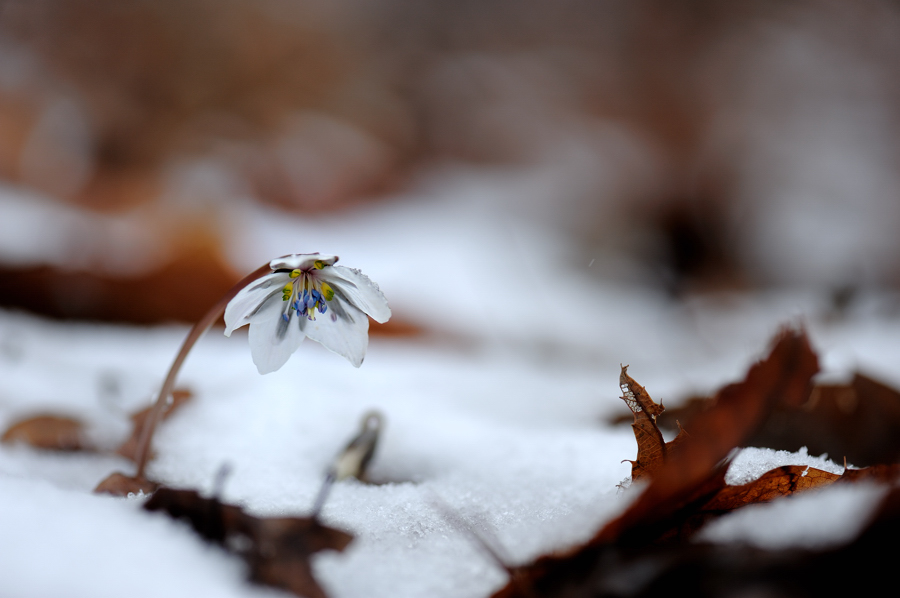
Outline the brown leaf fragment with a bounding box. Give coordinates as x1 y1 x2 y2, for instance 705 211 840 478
94 472 160 496
672 461 900 540
603 328 819 545
753 372 900 466
0 235 238 325
703 466 840 513
837 462 900 484
620 367 687 482
620 365 665 418
116 388 193 462
662 372 900 467
492 328 822 598
666 421 688 454
1 415 90 451
494 477 900 598
628 415 667 482
246 517 353 598
144 487 352 598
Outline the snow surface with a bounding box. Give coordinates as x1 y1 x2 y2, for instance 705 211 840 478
2 169 899 597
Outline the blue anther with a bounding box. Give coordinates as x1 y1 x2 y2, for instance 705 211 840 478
317 302 327 314
311 289 322 301
282 313 289 322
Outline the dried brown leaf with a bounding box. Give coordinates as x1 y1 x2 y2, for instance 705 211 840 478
246 517 353 598
601 328 819 546
1 415 90 451
620 365 665 418
662 372 900 467
493 328 822 597
620 367 687 482
836 462 900 484
703 466 840 512
144 487 352 598
497 480 900 598
94 472 160 496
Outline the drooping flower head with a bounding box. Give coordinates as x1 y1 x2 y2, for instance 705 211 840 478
224 253 390 373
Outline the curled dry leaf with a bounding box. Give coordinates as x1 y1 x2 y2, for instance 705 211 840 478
494 329 900 598
600 328 820 546
144 487 352 598
498 480 900 598
493 328 824 597
620 366 686 482
1 414 90 451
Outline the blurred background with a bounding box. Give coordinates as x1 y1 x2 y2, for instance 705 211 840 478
0 0 899 325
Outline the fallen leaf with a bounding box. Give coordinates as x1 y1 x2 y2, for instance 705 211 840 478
0 231 237 325
836 462 900 484
600 328 819 547
662 465 841 539
619 366 665 418
619 366 686 482
660 372 900 467
493 328 822 597
369 318 421 337
94 472 159 496
145 486 352 598
495 470 900 598
246 516 354 598
1 414 90 451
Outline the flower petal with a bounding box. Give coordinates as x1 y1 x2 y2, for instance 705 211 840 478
318 266 391 323
269 253 339 271
224 272 290 336
303 298 370 367
248 311 307 374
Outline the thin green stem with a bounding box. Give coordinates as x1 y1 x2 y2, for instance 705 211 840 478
133 263 272 479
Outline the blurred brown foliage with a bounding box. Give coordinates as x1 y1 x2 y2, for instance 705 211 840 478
495 329 900 598
1 0 900 321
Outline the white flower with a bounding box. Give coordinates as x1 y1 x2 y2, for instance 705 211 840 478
224 253 391 373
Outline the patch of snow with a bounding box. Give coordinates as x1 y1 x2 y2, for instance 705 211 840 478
698 479 887 550
725 447 846 486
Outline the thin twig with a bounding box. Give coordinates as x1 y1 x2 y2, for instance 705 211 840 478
310 472 336 520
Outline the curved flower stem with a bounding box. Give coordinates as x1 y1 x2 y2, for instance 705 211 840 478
133 263 272 479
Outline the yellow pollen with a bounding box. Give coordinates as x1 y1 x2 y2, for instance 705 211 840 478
289 269 302 278
314 260 326 270
321 282 334 301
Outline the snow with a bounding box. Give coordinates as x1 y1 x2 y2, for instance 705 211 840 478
697 481 888 550
1 169 899 597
